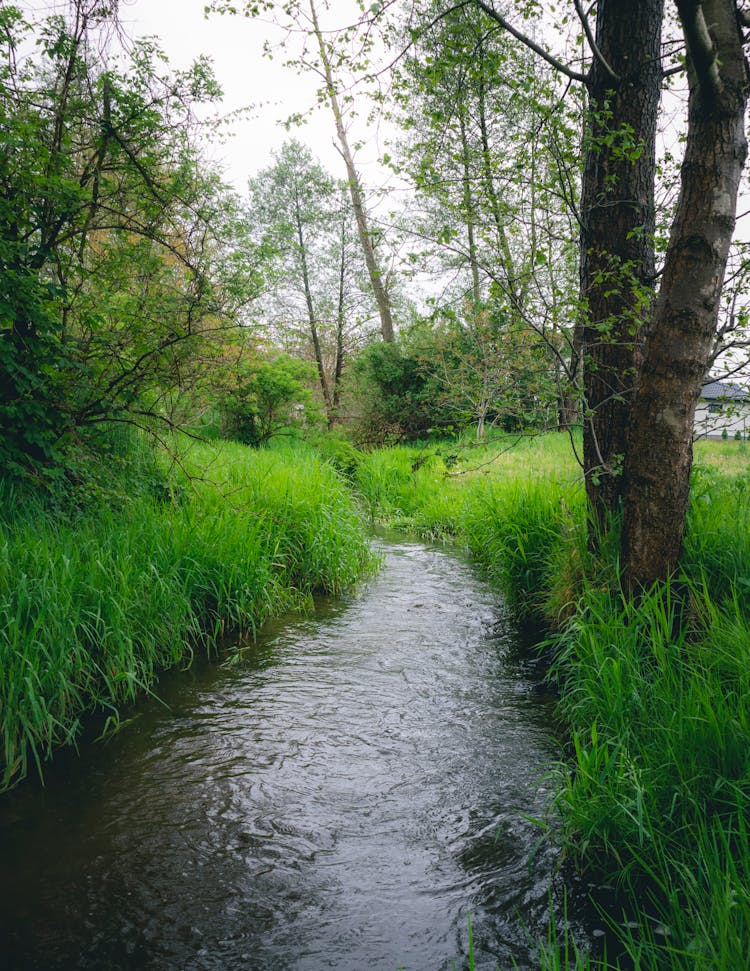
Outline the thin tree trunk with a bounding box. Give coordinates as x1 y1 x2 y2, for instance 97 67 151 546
476 408 486 441
458 109 481 305
621 0 749 587
331 208 347 426
309 0 395 342
476 46 522 311
294 187 333 416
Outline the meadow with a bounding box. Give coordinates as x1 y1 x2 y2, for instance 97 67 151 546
351 431 750 970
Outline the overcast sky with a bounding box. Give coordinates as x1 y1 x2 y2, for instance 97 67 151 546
118 0 387 191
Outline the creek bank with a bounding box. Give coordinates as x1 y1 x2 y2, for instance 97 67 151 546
0 440 374 790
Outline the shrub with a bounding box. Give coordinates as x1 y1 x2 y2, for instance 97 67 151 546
222 354 322 445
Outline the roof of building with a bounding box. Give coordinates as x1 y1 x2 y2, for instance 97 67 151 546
700 379 748 401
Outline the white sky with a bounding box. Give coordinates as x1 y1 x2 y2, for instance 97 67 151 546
119 0 386 191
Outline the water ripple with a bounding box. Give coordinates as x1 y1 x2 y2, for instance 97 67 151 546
0 537 591 970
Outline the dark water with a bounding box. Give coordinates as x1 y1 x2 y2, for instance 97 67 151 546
0 538 597 970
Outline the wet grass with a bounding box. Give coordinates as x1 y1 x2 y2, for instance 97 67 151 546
353 431 750 970
0 437 374 790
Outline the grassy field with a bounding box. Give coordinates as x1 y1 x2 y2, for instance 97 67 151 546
352 431 750 970
0 436 375 790
694 436 750 475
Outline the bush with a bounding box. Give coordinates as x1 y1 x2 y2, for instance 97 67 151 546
222 354 322 445
350 337 454 443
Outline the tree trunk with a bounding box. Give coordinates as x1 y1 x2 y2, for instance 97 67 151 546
458 110 481 305
331 208 347 427
579 0 663 532
309 0 395 342
476 46 523 313
621 0 749 587
294 188 333 417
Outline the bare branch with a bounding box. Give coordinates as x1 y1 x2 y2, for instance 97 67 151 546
471 0 589 84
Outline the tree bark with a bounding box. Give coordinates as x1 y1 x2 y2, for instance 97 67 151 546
621 0 749 587
579 0 663 532
294 187 333 416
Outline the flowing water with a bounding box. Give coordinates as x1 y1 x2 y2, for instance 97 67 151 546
0 537 597 970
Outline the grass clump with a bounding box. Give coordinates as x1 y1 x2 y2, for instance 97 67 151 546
0 437 374 790
354 444 467 538
461 477 583 618
544 573 750 969
353 431 580 543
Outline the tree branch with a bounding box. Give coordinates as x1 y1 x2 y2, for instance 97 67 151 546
675 0 723 98
471 0 589 84
573 0 620 82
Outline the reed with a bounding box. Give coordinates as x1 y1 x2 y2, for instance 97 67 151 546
0 437 374 789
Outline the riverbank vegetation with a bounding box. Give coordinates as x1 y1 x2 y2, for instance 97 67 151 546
4 1 750 968
0 432 374 790
350 432 750 969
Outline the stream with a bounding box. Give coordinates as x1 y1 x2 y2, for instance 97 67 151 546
0 536 599 969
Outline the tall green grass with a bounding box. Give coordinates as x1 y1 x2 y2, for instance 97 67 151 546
353 433 750 970
354 444 466 538
0 438 374 789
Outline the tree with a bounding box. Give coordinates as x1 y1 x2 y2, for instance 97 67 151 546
222 353 321 445
620 0 749 585
464 0 749 586
209 0 398 342
248 140 378 425
388 2 581 432
307 0 396 342
421 301 556 439
0 1 255 475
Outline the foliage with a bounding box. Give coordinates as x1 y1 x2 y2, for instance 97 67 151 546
350 307 559 443
247 139 378 420
350 333 450 441
421 300 560 437
0 2 258 478
308 432 365 482
221 353 322 445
